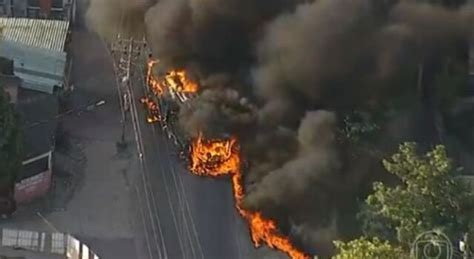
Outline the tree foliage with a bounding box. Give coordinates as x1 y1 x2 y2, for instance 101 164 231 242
0 88 20 186
365 142 474 246
332 237 406 259
357 203 397 242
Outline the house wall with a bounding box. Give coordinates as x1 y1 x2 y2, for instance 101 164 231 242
0 0 11 16
11 0 27 17
5 0 74 21
15 151 52 204
0 0 75 20
14 169 52 204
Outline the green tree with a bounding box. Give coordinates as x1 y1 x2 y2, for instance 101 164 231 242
364 142 474 247
332 237 406 259
0 88 21 186
357 203 397 242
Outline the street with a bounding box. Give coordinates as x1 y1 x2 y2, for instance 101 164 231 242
125 44 286 259
126 46 255 259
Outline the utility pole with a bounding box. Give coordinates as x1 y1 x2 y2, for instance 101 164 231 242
109 35 146 148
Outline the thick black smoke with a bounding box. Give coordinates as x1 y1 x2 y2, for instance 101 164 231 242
143 0 305 74
86 0 474 257
179 87 257 139
255 0 474 120
245 111 343 255
245 111 341 208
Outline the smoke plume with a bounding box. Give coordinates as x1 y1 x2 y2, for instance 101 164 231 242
179 87 257 138
244 112 342 237
143 0 305 72
87 0 474 256
254 0 474 119
85 0 153 40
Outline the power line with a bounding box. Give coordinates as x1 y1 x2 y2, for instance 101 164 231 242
109 36 146 144
21 98 106 129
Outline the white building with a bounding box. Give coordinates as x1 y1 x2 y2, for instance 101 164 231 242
0 228 100 259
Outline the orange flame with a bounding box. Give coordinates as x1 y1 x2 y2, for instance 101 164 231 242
164 70 199 93
189 134 310 259
140 97 160 123
146 60 165 96
146 59 198 96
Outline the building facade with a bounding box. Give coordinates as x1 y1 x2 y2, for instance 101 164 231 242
15 151 53 203
0 228 100 259
15 88 58 204
0 0 76 23
1 57 58 204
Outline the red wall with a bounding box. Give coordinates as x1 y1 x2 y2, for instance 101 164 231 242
14 170 52 204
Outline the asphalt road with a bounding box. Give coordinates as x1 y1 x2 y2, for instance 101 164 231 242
127 57 255 259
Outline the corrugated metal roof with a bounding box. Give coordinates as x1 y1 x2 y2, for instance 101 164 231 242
0 40 67 93
0 17 69 52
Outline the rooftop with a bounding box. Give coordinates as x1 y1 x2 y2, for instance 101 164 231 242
0 17 69 52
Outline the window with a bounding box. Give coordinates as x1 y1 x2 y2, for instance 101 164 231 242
51 233 65 254
2 229 39 250
20 156 49 180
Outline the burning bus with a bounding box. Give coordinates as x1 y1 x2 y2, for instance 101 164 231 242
142 57 199 153
141 56 309 259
